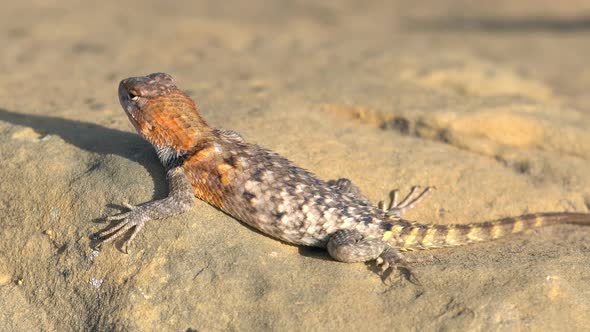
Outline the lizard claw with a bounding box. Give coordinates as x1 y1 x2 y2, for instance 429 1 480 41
95 203 146 252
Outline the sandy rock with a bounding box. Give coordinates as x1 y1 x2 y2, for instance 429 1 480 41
0 0 589 330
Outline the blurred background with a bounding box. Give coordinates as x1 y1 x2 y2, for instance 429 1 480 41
2 1 590 331
2 0 590 113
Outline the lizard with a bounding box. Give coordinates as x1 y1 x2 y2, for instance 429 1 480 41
95 72 590 281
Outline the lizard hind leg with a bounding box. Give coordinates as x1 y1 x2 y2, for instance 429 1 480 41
382 186 435 218
327 229 418 284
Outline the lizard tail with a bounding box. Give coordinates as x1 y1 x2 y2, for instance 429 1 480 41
384 212 590 251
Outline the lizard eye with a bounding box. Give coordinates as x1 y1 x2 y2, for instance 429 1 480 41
128 91 140 101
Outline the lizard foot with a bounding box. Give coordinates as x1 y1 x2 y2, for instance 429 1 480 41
379 186 435 219
94 203 147 253
376 248 421 285
326 230 420 284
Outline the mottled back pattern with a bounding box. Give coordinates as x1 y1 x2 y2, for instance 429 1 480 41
182 130 388 246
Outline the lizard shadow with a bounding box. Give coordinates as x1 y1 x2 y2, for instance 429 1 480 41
0 107 167 211
297 246 333 262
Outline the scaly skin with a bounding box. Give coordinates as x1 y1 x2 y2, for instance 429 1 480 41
96 73 590 281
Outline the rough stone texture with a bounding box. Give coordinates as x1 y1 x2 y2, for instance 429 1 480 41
1 1 590 330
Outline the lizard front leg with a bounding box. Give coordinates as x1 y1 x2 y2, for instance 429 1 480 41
95 167 195 252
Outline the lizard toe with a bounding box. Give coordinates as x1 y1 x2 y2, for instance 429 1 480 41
105 202 136 221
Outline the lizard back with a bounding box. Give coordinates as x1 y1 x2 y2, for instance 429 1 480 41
181 131 389 246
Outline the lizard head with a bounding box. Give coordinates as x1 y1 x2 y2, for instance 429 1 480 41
118 73 212 154
118 72 177 123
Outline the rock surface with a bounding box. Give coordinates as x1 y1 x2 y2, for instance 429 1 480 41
1 0 590 330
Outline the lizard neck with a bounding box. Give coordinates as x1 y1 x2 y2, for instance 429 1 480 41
132 91 214 157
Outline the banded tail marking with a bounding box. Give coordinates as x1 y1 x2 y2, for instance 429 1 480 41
382 212 590 251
